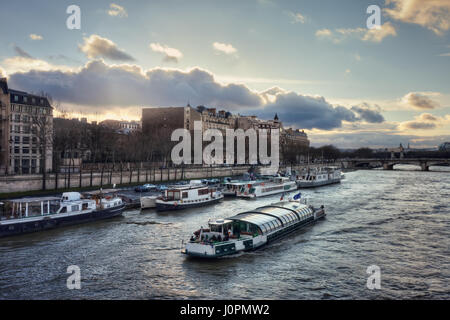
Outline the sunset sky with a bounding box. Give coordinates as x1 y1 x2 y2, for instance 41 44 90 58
0 0 449 148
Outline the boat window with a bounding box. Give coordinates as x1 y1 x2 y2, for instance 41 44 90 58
182 192 188 198
71 205 79 211
60 206 67 213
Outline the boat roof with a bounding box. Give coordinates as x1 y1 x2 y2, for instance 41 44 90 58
9 196 60 203
228 201 313 234
166 185 208 191
83 189 119 195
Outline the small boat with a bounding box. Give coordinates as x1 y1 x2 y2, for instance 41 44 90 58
140 195 159 209
156 184 224 211
182 198 325 258
296 167 342 188
237 176 297 198
0 192 125 238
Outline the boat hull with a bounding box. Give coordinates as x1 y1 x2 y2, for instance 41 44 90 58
0 204 125 238
156 197 223 212
297 178 341 188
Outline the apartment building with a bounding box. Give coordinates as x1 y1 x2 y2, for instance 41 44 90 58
0 78 53 175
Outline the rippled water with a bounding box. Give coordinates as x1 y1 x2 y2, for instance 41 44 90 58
1 166 449 299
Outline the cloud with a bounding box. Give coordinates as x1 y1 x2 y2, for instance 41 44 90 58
79 35 135 61
401 92 440 110
6 60 389 131
255 91 359 130
399 113 448 130
212 42 238 55
29 34 43 41
7 60 263 111
351 103 385 123
362 22 397 42
288 12 306 24
310 131 450 148
108 3 128 18
315 29 332 37
384 0 450 35
13 45 33 59
0 67 5 77
150 43 183 62
316 22 396 43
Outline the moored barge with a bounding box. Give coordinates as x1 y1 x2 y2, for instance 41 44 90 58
156 184 223 211
0 192 125 238
182 198 325 258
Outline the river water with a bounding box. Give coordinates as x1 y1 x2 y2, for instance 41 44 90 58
0 166 449 299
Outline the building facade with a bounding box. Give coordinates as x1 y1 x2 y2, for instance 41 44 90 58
281 128 310 148
0 79 53 175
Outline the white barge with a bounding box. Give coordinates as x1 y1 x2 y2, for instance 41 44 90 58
0 192 125 238
182 199 325 258
156 184 223 211
296 167 342 188
237 177 297 198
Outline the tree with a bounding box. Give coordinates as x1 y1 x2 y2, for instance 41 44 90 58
31 103 53 190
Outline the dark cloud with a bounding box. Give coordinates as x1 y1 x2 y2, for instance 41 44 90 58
401 121 437 130
402 92 440 110
13 45 33 59
8 60 263 110
255 92 358 130
351 103 385 123
79 35 135 61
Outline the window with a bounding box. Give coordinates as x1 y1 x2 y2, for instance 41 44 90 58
23 97 28 103
71 205 79 212
14 95 18 102
22 137 30 144
22 147 29 154
14 114 20 122
14 147 20 154
14 136 20 143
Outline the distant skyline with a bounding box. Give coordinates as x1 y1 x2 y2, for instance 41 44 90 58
0 0 449 148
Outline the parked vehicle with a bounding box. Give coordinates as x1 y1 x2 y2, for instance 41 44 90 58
134 184 157 192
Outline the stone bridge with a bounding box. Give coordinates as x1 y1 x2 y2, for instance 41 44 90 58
340 158 450 171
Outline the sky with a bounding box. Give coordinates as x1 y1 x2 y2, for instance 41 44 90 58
0 0 449 148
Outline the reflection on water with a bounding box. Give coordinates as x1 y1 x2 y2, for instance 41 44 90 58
0 166 449 299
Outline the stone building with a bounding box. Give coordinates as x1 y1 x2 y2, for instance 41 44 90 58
0 78 53 175
281 128 310 148
196 106 237 131
142 104 202 134
99 119 141 134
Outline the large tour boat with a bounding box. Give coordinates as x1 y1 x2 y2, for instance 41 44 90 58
0 191 125 238
237 176 297 198
296 167 342 188
182 197 325 258
155 184 223 211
